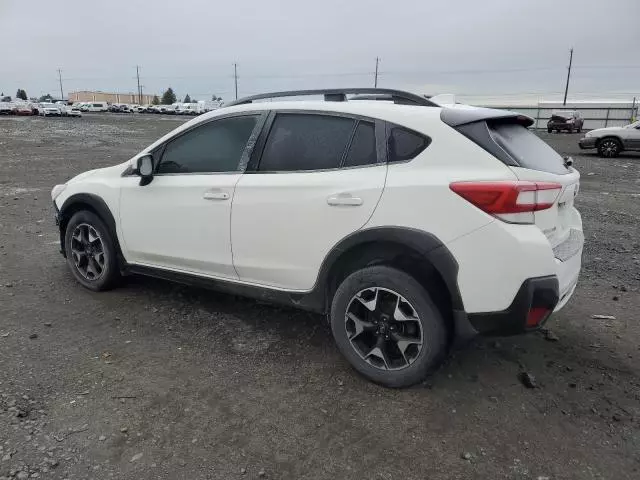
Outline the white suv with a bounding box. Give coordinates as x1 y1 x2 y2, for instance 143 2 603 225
51 88 583 387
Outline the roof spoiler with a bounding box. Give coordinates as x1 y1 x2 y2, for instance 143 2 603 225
440 106 534 128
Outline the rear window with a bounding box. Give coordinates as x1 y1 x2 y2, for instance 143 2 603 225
488 123 568 175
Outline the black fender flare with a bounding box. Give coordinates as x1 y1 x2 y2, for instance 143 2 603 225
58 193 123 262
291 227 464 315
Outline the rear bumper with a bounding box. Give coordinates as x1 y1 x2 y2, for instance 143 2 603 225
466 276 559 336
579 137 597 149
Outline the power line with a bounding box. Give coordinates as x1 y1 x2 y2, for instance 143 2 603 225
57 68 64 100
233 63 238 100
563 47 574 106
136 66 142 104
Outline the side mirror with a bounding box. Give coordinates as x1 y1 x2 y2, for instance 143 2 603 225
137 154 154 186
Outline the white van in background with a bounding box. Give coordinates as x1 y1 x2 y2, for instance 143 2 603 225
85 102 109 112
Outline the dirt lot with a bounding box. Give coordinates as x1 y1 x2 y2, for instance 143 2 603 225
1 113 639 480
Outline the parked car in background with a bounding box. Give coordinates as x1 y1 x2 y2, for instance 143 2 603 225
0 102 13 115
547 111 583 133
14 104 33 116
50 88 583 388
38 103 62 116
579 120 640 157
68 107 82 117
137 105 152 113
161 105 176 115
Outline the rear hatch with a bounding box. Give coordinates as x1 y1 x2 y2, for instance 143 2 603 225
487 121 580 249
442 107 580 250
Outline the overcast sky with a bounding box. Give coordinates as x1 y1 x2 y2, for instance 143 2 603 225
1 0 638 104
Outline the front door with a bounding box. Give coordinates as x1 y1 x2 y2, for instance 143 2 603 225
119 113 261 279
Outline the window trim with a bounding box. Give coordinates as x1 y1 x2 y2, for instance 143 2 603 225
245 109 386 174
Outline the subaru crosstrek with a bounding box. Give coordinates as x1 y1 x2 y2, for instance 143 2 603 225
51 88 583 387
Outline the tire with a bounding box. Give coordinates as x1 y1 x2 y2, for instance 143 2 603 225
597 137 622 158
547 128 552 133
64 210 120 291
330 266 447 388
577 127 582 133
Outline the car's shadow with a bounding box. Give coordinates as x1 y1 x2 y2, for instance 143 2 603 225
110 274 638 394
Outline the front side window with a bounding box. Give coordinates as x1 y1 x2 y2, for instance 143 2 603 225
157 115 258 174
258 114 355 172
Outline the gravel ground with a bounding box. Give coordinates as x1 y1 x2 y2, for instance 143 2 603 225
1 113 639 480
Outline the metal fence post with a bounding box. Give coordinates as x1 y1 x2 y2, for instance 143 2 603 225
604 108 610 127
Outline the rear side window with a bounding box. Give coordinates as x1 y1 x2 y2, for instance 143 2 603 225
388 126 430 162
259 114 355 171
343 121 377 167
489 123 567 175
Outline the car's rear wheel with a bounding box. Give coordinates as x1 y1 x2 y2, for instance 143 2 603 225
330 266 447 388
64 210 120 291
597 137 622 158
547 127 552 133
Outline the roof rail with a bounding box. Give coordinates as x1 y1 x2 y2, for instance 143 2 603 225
225 88 439 107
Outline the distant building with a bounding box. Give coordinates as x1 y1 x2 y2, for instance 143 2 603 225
69 91 157 105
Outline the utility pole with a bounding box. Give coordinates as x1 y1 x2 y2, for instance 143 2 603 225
631 96 637 122
233 63 238 100
136 65 142 104
57 68 64 101
374 57 379 88
563 47 573 106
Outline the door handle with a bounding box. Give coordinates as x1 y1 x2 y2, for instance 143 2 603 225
203 191 230 201
327 194 363 207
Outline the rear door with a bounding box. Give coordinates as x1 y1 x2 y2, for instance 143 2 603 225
231 111 387 290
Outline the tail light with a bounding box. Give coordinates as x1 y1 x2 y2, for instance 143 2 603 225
450 181 562 224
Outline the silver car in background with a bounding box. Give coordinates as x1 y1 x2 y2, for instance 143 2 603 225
579 120 640 157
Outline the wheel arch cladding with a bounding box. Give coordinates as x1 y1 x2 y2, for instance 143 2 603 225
309 227 465 334
59 193 122 261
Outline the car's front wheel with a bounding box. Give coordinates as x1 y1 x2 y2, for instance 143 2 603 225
598 137 622 158
64 210 120 291
330 266 447 388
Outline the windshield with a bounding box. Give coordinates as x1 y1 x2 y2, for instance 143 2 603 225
41 103 55 107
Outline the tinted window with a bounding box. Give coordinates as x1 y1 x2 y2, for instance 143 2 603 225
259 114 355 171
343 121 377 167
388 126 430 162
489 123 567 175
157 115 257 174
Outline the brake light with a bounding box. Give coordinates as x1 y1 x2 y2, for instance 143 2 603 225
450 181 562 223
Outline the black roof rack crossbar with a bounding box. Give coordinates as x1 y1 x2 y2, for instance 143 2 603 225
225 88 439 107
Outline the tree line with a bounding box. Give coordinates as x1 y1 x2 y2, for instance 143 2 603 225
2 87 224 105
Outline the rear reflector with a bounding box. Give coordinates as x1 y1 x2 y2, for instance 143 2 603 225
526 306 551 328
450 181 562 216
